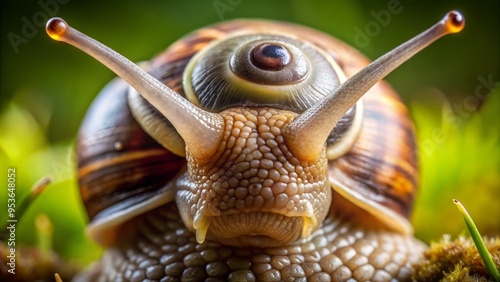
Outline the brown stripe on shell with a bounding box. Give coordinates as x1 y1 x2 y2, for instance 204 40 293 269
77 78 185 220
79 149 182 219
328 82 418 219
79 149 170 179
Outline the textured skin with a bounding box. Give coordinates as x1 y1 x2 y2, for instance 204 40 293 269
76 20 423 281
176 108 331 247
78 203 425 282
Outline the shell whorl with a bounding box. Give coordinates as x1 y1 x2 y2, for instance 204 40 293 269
76 78 185 223
183 33 345 112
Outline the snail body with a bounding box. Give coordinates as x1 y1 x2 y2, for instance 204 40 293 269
46 12 464 281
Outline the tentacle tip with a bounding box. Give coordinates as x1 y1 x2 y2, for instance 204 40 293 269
46 17 68 40
444 10 465 34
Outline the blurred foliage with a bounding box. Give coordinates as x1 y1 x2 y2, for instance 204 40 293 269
0 102 102 266
0 0 499 270
412 88 500 243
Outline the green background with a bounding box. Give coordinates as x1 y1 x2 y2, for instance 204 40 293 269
1 0 499 267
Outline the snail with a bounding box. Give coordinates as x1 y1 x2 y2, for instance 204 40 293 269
46 11 464 281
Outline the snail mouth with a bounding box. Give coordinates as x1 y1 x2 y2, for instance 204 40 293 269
194 212 316 247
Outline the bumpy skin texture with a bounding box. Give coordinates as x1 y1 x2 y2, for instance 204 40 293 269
176 108 331 247
80 204 424 282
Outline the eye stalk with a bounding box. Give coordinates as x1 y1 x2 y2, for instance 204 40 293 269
45 17 225 161
284 10 465 161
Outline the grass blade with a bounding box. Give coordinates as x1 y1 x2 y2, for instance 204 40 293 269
16 176 52 221
454 199 500 281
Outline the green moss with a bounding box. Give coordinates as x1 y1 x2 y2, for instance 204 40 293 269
412 236 500 281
